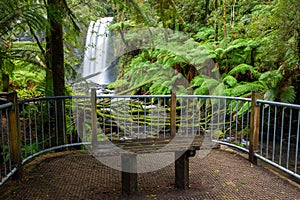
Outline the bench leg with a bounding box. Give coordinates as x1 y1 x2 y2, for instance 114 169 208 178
175 151 189 190
121 154 137 195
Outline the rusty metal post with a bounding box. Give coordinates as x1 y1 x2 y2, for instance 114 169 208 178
91 88 98 148
249 91 260 164
170 91 176 137
7 92 22 180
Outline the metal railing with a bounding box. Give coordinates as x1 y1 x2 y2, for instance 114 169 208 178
18 96 91 163
0 101 17 185
256 99 300 180
0 92 299 186
94 93 251 143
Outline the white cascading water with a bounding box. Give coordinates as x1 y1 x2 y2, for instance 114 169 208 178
82 17 115 85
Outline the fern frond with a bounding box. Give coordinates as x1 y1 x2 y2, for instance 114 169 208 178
194 84 209 95
205 78 220 89
264 88 279 101
230 82 265 97
193 77 220 95
259 70 282 88
194 27 214 41
191 75 205 87
280 86 296 103
223 75 237 87
228 64 261 78
211 82 225 96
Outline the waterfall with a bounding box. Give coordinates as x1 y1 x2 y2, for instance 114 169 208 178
82 17 116 85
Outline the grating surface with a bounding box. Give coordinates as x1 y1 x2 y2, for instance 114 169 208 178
0 147 299 200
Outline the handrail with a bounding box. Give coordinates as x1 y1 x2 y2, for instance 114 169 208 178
257 99 300 109
1 94 300 186
0 102 13 110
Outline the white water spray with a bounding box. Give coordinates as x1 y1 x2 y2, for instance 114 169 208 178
82 17 115 85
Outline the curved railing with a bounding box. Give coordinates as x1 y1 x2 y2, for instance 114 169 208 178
18 96 91 164
256 99 300 180
0 93 299 186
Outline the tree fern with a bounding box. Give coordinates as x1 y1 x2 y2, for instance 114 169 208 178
223 75 237 87
259 70 282 88
194 27 215 42
230 82 265 97
163 55 186 68
192 76 220 95
280 86 296 103
228 64 260 79
194 84 209 95
211 82 225 96
264 88 279 101
190 75 206 87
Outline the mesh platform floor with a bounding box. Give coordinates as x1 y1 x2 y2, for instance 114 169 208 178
1 147 299 199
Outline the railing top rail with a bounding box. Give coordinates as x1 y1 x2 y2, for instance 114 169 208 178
17 95 90 104
96 94 251 101
15 95 251 104
0 102 13 110
257 99 300 109
16 95 300 109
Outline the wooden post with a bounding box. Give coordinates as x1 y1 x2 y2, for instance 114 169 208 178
249 91 260 164
121 154 137 195
170 91 176 137
91 88 98 148
7 92 22 180
175 151 189 190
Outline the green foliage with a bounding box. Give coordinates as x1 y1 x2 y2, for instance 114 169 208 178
1 0 299 103
228 64 260 79
191 75 224 96
237 102 251 117
111 29 214 95
280 86 296 103
214 38 259 73
11 62 45 99
230 82 265 97
258 69 296 103
223 75 237 87
259 70 283 89
264 88 279 102
194 27 215 42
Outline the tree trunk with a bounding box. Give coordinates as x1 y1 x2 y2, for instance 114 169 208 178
48 0 65 97
47 0 65 145
45 34 53 96
214 0 218 41
2 72 9 92
205 0 210 23
223 0 227 39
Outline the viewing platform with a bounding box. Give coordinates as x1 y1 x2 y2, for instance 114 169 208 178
0 91 300 199
1 147 299 199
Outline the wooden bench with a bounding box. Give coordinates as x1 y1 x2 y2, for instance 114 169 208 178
90 89 208 194
92 136 204 195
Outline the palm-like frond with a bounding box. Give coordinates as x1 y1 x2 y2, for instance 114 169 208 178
0 1 47 37
280 86 296 103
230 82 265 97
9 41 45 68
223 75 237 87
228 64 260 79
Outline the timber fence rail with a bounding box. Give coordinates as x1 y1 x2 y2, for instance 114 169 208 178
0 91 299 186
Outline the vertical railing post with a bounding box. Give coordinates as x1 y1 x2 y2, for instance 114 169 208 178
170 91 176 137
7 91 22 180
249 91 260 164
91 88 98 148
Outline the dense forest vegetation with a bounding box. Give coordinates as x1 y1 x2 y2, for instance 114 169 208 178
0 0 299 103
